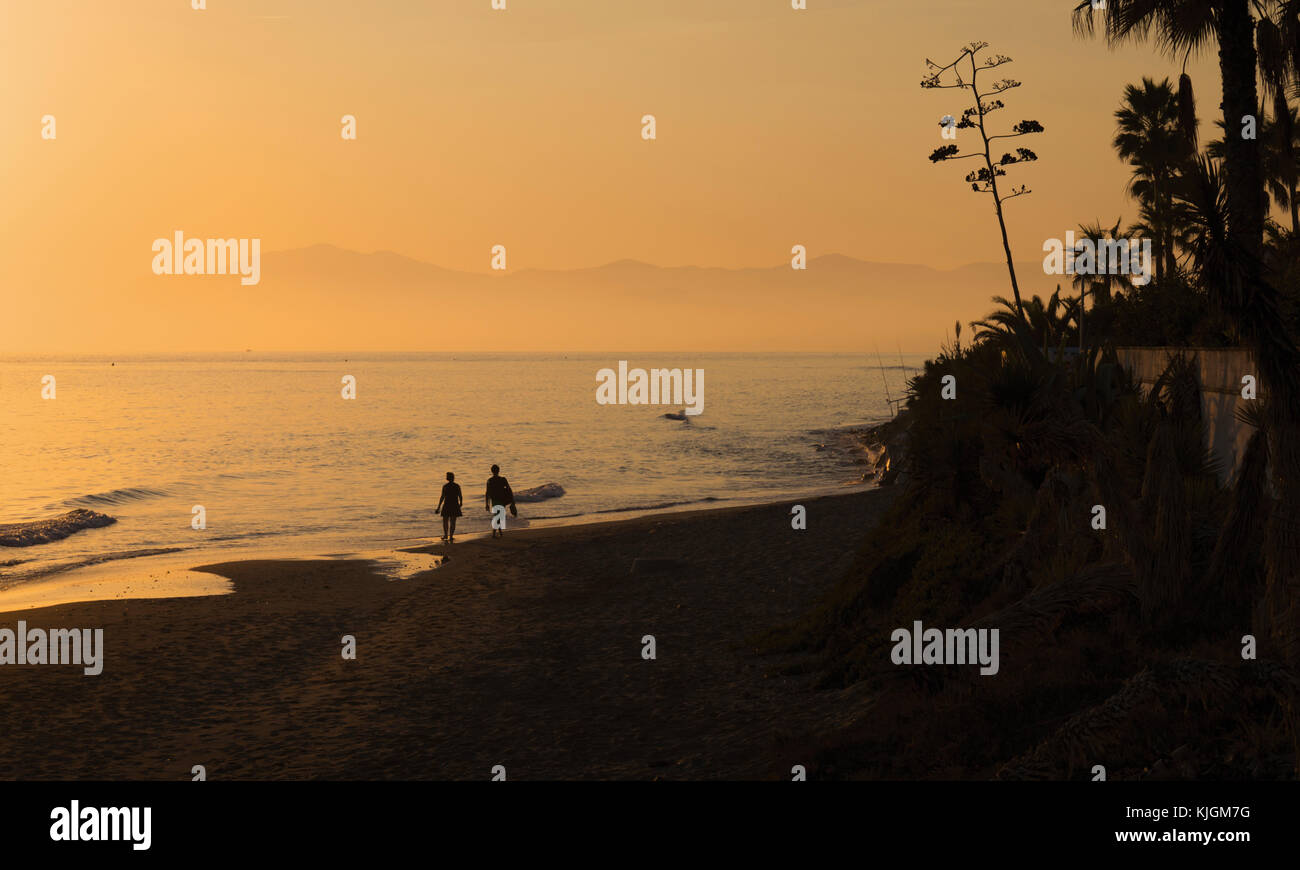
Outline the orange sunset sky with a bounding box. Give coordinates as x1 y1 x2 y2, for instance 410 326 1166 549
0 0 1225 353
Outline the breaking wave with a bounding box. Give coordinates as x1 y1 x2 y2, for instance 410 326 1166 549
513 483 566 503
51 486 169 510
0 509 118 548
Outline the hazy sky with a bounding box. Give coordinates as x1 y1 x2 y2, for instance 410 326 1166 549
1 0 1225 351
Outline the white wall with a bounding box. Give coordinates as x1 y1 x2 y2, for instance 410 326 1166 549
1114 348 1259 483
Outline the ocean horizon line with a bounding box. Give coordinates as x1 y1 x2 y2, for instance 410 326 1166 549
0 350 937 360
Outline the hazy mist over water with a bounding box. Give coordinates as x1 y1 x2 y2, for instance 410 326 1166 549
1 353 921 582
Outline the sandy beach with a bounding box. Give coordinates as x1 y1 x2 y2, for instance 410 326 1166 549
0 488 892 780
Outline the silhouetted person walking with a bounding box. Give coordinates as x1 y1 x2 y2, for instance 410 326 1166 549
437 471 463 542
485 464 515 538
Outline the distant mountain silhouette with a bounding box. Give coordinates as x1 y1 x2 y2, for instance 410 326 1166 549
250 245 1048 352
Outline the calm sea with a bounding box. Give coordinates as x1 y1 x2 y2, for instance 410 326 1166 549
0 353 920 584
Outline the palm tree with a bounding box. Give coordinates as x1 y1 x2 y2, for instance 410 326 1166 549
1074 1 1265 257
973 290 1075 354
1127 197 1196 277
1074 218 1142 301
1253 5 1300 231
1076 1 1300 671
1072 219 1140 347
1113 78 1194 280
1171 155 1229 276
1173 152 1300 670
1264 103 1300 234
1208 104 1300 234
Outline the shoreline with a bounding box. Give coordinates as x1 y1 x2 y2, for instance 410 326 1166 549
0 487 895 780
0 481 880 613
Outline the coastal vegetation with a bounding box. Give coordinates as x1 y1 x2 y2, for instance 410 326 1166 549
769 3 1300 778
923 41 1044 315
